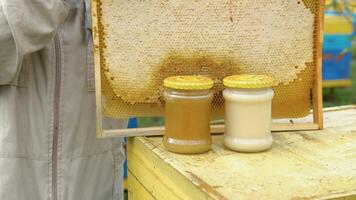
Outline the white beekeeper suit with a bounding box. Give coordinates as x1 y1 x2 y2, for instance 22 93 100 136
0 0 127 199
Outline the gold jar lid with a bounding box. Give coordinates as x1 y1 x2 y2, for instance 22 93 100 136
164 75 214 90
223 74 274 89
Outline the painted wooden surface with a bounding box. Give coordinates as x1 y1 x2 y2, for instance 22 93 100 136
128 106 356 200
128 171 154 200
323 80 353 88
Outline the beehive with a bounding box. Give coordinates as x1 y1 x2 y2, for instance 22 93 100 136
322 12 353 83
91 0 323 137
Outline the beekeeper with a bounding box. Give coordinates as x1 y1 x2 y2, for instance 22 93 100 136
0 0 127 199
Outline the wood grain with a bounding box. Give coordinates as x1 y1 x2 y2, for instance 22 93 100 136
313 0 324 129
91 0 104 138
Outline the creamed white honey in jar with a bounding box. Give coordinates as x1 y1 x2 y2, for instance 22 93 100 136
223 74 274 152
163 75 214 154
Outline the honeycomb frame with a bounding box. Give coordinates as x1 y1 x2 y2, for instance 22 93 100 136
91 0 323 138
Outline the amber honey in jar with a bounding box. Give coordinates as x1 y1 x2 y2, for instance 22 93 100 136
163 75 214 154
223 74 274 152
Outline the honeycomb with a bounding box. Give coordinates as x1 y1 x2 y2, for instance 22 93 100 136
93 0 320 119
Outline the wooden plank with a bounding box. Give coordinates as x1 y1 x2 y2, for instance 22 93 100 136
102 127 164 138
91 0 103 138
271 122 319 131
323 105 356 112
312 0 324 130
323 79 353 88
127 138 216 200
128 108 356 200
127 171 155 200
100 123 320 138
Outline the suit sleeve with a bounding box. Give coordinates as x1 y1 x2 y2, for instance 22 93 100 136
0 0 69 85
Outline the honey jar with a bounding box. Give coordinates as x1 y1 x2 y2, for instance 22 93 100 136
223 74 274 152
163 75 214 154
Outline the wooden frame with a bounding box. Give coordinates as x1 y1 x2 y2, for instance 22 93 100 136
91 0 324 138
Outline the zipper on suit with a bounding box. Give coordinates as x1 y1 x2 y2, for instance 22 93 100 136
52 34 61 200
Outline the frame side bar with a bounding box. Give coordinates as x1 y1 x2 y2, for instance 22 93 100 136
313 0 324 129
91 0 104 138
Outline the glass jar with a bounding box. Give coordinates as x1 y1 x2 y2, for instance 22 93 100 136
223 75 274 152
163 76 214 154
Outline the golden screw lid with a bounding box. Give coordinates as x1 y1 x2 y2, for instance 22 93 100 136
164 75 214 90
223 74 274 89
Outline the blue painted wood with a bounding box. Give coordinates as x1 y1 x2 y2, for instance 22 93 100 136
323 34 352 51
322 11 352 81
325 10 347 16
322 50 352 80
127 118 138 128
